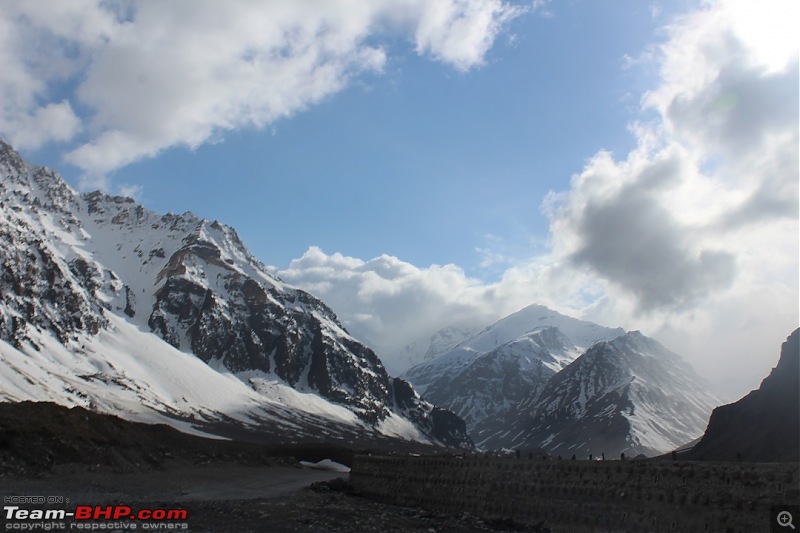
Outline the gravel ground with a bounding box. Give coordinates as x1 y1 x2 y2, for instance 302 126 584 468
0 402 537 531
139 479 540 532
0 464 542 532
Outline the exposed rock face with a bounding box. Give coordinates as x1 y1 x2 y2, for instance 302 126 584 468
681 329 799 462
419 326 580 431
0 139 470 448
0 149 107 348
390 378 472 449
145 225 392 421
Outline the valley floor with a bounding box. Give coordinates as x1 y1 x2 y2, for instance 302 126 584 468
0 464 536 532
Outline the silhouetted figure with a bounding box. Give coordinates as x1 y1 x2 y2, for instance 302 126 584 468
589 454 593 461
671 450 677 461
601 452 605 461
620 452 626 461
571 454 576 461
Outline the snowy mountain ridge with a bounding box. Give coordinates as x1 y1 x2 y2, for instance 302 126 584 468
401 305 625 432
403 304 624 395
472 331 721 456
403 303 720 457
0 140 470 448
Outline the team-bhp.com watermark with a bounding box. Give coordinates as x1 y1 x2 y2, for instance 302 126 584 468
3 496 189 531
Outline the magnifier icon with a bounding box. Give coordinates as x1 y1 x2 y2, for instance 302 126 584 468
778 511 796 529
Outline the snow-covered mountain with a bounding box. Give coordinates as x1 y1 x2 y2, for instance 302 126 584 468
402 305 625 429
0 140 470 448
402 304 719 457
472 331 721 457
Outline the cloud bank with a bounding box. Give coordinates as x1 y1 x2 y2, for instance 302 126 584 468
0 0 523 176
280 246 562 364
281 1 799 397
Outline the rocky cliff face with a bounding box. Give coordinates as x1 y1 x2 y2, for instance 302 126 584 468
390 378 470 449
681 329 799 462
142 218 392 422
0 139 470 449
0 148 107 348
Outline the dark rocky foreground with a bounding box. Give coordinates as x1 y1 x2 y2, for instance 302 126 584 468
0 402 532 532
0 401 455 478
2 401 798 532
352 454 799 533
1 464 536 532
129 479 539 532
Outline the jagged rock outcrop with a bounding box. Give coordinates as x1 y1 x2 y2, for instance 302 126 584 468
391 378 472 449
0 139 470 448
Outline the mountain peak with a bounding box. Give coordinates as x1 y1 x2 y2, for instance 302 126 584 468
0 139 26 177
603 330 674 358
403 306 627 436
0 140 472 450
760 328 799 391
472 327 720 456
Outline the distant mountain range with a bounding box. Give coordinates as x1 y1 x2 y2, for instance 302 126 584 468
0 139 470 449
403 305 624 427
404 305 722 457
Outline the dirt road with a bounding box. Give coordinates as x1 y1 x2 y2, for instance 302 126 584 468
0 463 343 502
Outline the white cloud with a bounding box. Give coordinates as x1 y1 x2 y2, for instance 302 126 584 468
4 101 81 150
280 246 520 359
547 142 743 312
118 184 143 200
531 0 798 395
283 1 798 399
547 0 797 303
0 0 523 176
0 1 118 149
413 0 525 70
279 246 617 374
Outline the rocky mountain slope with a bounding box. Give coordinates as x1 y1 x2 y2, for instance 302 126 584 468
0 140 470 449
402 303 720 457
679 328 799 462
472 331 720 457
403 305 625 430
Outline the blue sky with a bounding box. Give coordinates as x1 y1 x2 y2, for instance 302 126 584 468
24 0 670 275
1 0 797 397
